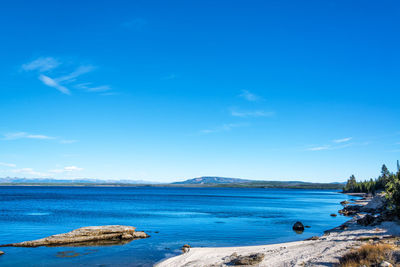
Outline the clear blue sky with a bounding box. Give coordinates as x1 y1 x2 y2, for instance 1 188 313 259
0 0 399 182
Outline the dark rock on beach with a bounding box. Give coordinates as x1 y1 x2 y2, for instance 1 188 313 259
338 205 362 216
229 253 265 265
357 214 376 226
306 236 319 241
182 244 191 253
0 225 149 247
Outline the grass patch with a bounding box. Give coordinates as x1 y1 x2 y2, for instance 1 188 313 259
339 243 394 267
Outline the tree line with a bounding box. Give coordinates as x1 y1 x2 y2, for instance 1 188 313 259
343 160 400 216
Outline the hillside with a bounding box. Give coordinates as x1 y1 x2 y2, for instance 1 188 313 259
172 176 251 184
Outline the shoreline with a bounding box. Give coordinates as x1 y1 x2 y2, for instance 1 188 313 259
155 194 399 267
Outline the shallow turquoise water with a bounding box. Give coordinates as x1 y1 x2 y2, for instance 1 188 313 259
0 186 354 266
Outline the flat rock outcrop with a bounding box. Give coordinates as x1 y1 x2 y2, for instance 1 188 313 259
0 225 149 247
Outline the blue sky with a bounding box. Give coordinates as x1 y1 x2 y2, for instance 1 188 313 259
0 0 399 182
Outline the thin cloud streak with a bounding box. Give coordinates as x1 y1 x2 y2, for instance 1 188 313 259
39 74 71 95
231 110 275 118
49 166 83 173
333 137 353 143
22 57 112 95
0 162 16 167
11 168 46 176
56 65 95 83
239 90 261 102
200 123 248 134
307 146 330 151
3 132 55 140
22 57 60 72
76 83 111 92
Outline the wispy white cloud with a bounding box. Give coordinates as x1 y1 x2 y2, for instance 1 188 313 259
56 65 95 83
3 132 55 140
76 83 111 92
22 57 111 95
239 90 261 102
0 162 16 167
22 57 60 72
307 146 331 151
49 166 83 173
307 138 359 152
11 168 46 176
231 110 275 118
333 137 353 143
201 123 247 134
39 74 71 95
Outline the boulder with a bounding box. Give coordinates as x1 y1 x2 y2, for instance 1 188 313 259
361 195 386 213
330 213 337 217
293 221 305 232
229 253 265 265
356 214 375 226
0 250 4 255
0 225 149 247
181 244 191 253
338 205 362 216
340 200 350 206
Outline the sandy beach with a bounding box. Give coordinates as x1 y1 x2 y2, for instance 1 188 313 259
156 195 400 267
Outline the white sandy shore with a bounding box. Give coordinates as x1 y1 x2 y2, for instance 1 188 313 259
156 197 400 267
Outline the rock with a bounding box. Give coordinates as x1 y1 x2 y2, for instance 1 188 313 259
339 205 362 216
361 194 386 213
0 250 4 255
305 225 311 228
378 210 396 222
379 261 393 267
340 200 350 206
357 214 375 226
0 225 149 247
330 213 337 217
229 253 265 265
306 236 319 240
181 244 191 253
293 221 305 232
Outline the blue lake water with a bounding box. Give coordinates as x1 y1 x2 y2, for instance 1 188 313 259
0 186 355 266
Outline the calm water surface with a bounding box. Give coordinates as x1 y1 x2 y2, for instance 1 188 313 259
0 186 355 266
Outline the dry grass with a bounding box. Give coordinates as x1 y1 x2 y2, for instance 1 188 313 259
339 243 394 267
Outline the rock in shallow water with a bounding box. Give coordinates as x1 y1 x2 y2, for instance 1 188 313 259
293 221 305 232
0 225 149 247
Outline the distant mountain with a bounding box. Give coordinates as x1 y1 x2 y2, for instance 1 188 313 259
0 177 158 184
172 176 252 184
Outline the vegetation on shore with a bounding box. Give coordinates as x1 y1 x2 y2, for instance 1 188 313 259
343 160 400 217
339 242 395 267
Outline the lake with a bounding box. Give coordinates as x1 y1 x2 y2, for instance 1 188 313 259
0 186 354 266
